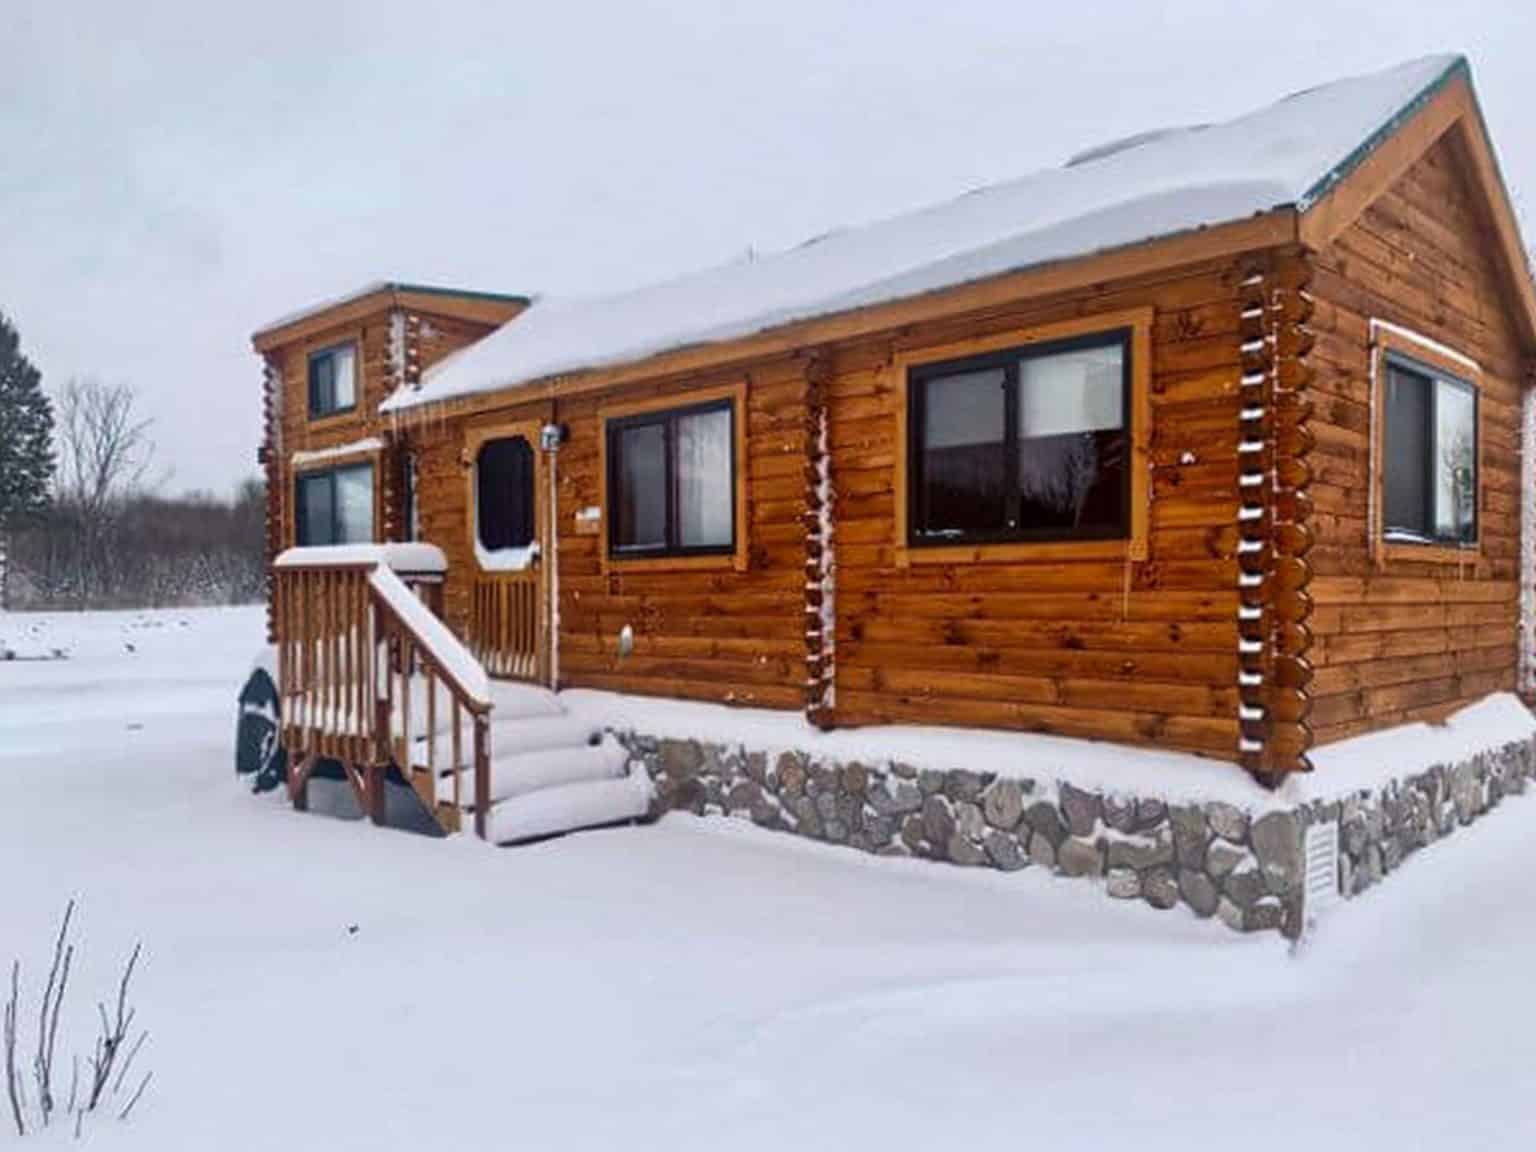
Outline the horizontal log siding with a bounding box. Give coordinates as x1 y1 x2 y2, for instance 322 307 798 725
1307 134 1525 746
827 257 1254 759
272 308 499 551
553 361 810 708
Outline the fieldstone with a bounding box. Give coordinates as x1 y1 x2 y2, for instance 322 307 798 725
1216 897 1245 933
1382 837 1403 872
954 801 986 842
891 761 919 781
1207 802 1249 844
743 751 768 785
1341 816 1367 857
808 763 839 798
1136 798 1168 831
918 768 948 796
777 753 806 797
1057 837 1103 878
982 778 1026 830
670 777 707 815
1178 869 1220 918
946 769 995 803
921 794 955 845
749 794 781 829
1245 899 1284 934
900 814 925 852
870 780 924 817
1106 868 1141 899
864 815 895 846
1206 841 1246 879
814 790 838 821
1102 795 1138 834
1250 810 1303 897
1058 783 1101 837
725 779 763 815
1223 866 1267 909
1338 854 1355 899
1142 866 1179 910
1106 833 1174 872
1025 802 1067 848
1170 805 1209 868
659 738 704 777
841 762 870 796
948 833 987 866
984 830 1027 871
1365 842 1384 885
790 795 821 837
823 819 848 844
1027 830 1058 869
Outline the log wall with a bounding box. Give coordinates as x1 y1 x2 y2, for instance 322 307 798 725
1306 133 1526 746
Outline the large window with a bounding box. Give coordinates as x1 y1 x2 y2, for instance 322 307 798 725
476 436 536 553
1382 356 1478 546
908 329 1130 546
308 343 357 418
295 463 374 546
606 398 735 558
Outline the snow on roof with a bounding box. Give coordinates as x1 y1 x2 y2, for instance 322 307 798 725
384 54 1464 415
254 281 528 341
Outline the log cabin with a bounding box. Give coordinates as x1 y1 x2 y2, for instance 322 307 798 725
252 54 1536 844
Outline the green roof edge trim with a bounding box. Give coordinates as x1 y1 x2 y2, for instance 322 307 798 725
386 282 532 306
1296 55 1467 214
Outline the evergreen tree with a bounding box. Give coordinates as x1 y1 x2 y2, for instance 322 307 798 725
0 312 55 610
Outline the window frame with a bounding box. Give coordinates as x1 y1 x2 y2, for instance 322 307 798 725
598 382 749 573
292 459 377 547
306 340 359 420
463 417 548 574
1369 322 1483 568
893 310 1152 567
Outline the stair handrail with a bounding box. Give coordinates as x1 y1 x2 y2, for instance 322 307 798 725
366 563 494 838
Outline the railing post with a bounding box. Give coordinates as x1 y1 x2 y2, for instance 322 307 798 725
474 713 490 840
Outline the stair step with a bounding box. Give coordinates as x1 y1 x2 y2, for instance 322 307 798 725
485 766 654 845
412 713 600 770
440 735 629 807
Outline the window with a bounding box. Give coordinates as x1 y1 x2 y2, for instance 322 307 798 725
908 329 1130 546
1382 356 1478 546
307 343 357 418
606 399 735 558
295 463 374 545
476 436 536 552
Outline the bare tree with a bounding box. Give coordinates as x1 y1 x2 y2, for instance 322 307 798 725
53 378 155 605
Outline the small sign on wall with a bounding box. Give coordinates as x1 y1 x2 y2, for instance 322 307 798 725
574 505 601 536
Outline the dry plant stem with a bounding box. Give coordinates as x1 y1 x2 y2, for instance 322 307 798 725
35 899 75 1124
118 1071 151 1121
86 943 140 1112
4 961 23 1137
112 1030 147 1096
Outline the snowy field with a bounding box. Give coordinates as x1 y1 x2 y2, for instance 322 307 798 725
2 606 1535 1149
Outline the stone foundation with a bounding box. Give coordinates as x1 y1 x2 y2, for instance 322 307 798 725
616 729 1536 939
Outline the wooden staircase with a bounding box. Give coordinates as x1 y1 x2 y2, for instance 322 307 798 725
272 545 651 843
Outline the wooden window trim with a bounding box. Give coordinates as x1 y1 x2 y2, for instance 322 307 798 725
598 381 749 574
303 330 365 426
892 309 1152 568
463 418 549 575
289 457 380 547
1369 322 1484 570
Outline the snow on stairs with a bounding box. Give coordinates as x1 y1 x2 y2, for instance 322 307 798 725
412 696 652 846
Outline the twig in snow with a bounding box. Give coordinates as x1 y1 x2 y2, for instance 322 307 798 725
86 942 140 1113
35 898 75 1125
117 1071 151 1121
111 1030 147 1096
4 961 22 1136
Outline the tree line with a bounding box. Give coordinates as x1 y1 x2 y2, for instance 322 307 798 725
0 310 265 611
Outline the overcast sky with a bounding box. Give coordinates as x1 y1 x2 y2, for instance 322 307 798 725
3 0 1533 496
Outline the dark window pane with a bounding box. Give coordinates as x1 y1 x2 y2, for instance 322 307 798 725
1016 343 1125 533
307 345 356 416
296 474 335 545
1434 380 1476 542
1384 366 1430 539
613 421 667 552
476 437 535 551
917 366 1006 537
308 355 332 414
675 407 733 548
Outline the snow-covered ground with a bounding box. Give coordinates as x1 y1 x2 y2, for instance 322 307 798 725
2 605 1534 1149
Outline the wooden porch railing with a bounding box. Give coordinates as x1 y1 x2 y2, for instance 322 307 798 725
469 571 542 682
273 548 494 837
